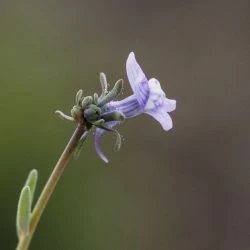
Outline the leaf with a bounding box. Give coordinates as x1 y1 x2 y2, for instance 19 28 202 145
73 131 89 160
75 89 83 105
98 79 123 106
16 186 31 238
99 72 108 99
25 169 38 205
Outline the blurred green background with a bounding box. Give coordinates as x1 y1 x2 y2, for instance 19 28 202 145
1 0 250 249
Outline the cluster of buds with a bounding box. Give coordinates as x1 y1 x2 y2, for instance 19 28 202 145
55 73 125 158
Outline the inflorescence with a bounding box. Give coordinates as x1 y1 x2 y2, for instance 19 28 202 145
55 52 176 163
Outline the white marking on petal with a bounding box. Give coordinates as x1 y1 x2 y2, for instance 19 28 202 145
145 78 166 111
147 78 165 96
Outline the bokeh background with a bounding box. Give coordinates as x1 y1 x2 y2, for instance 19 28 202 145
1 0 250 249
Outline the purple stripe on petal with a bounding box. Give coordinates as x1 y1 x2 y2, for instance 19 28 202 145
137 79 149 106
108 95 143 118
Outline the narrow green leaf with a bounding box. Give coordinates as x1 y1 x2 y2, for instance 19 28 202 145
55 110 74 122
73 131 89 160
99 72 108 99
75 89 83 105
101 111 125 122
93 93 99 105
98 125 122 152
98 79 123 106
16 186 31 238
25 169 38 205
81 96 93 108
113 130 122 152
93 119 105 127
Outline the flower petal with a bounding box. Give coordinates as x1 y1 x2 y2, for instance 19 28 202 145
126 52 149 107
94 121 118 163
126 52 145 92
145 107 173 131
94 128 108 163
164 98 176 112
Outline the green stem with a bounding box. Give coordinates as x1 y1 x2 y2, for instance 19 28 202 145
16 124 86 250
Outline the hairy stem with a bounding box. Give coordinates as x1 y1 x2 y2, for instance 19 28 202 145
16 124 86 250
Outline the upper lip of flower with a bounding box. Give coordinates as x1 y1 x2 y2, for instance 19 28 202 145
126 52 150 108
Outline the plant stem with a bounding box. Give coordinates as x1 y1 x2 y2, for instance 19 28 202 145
16 124 86 250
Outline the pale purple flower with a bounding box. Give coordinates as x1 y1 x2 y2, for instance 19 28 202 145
94 52 176 163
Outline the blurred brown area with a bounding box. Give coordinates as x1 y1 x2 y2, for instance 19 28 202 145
0 0 250 249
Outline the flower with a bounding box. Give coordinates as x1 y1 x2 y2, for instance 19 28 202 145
94 52 176 163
